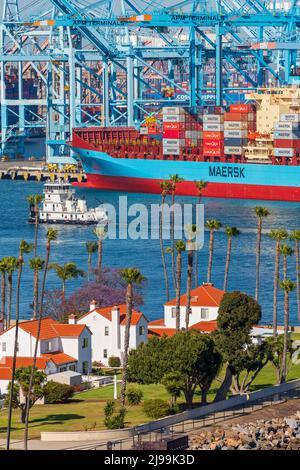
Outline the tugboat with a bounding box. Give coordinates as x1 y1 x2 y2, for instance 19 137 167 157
28 179 108 225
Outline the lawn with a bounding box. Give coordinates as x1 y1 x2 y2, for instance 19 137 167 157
1 358 300 440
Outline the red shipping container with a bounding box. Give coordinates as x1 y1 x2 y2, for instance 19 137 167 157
274 139 300 149
203 148 224 156
163 122 185 131
224 112 249 122
203 131 224 140
163 131 185 139
203 140 224 150
229 104 255 113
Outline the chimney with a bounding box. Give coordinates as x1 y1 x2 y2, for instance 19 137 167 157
68 314 77 325
111 306 121 355
90 299 97 312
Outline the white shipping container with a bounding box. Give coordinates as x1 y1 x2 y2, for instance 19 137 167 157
203 123 224 131
274 148 295 157
203 114 224 123
163 115 186 123
224 130 248 138
274 131 300 139
185 130 200 138
162 107 186 116
224 121 248 130
274 122 300 131
280 114 300 122
224 146 243 154
163 147 181 155
163 139 185 146
140 127 148 135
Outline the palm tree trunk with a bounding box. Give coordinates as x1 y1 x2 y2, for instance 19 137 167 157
160 195 170 301
185 249 193 330
62 279 66 298
34 205 39 257
33 270 39 320
87 253 91 281
121 283 133 406
295 240 300 323
1 272 6 326
7 275 12 329
194 195 201 287
175 252 182 332
281 290 289 383
255 219 262 301
97 239 102 279
223 237 232 291
6 257 23 450
273 241 280 337
207 230 214 283
171 192 176 290
23 242 51 449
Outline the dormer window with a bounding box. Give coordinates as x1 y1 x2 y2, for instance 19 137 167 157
201 308 209 320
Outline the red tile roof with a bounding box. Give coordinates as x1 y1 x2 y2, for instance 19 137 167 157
165 283 225 308
80 304 144 326
148 327 177 337
0 356 49 369
190 321 218 333
148 318 165 327
0 367 12 380
42 352 77 365
0 317 88 340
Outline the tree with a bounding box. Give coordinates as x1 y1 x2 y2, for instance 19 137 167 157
280 279 296 383
290 230 300 322
167 241 185 332
161 372 184 405
269 229 288 336
86 241 98 280
280 244 294 282
5 367 46 423
29 257 45 320
49 262 85 297
205 219 222 284
194 181 208 286
6 240 33 450
185 225 197 329
0 258 8 328
26 194 44 257
120 268 145 406
223 226 240 291
213 292 261 402
158 181 172 301
254 206 270 301
5 256 19 328
23 228 57 450
169 174 184 289
108 356 121 369
265 334 294 384
92 226 107 279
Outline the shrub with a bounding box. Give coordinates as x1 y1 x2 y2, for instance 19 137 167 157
104 400 126 429
108 356 121 368
143 399 169 419
126 387 143 406
44 381 74 403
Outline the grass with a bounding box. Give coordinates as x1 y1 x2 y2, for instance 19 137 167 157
1 358 300 441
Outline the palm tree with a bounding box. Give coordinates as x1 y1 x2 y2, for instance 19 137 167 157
6 240 32 450
172 241 186 332
0 258 8 328
29 258 45 319
194 181 208 286
26 194 43 256
5 257 19 328
280 244 294 281
49 262 85 297
185 225 197 330
159 181 172 301
254 206 270 301
169 174 184 289
279 279 296 383
205 219 222 284
23 228 57 450
223 226 240 291
290 230 300 322
120 268 145 406
86 241 98 280
269 229 288 336
92 226 107 279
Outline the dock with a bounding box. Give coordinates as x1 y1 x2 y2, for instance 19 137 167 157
0 160 87 183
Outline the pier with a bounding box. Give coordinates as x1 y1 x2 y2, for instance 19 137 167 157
0 160 86 183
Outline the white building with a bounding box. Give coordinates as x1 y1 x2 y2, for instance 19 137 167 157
148 283 225 337
0 316 92 394
78 301 148 366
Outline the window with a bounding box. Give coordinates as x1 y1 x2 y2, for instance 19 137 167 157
171 307 176 318
69 365 76 372
200 308 209 320
104 326 109 336
47 341 52 352
82 361 89 374
82 337 88 348
139 326 145 336
2 342 6 352
59 366 67 372
103 349 108 359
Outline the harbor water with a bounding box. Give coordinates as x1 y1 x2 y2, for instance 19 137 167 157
0 179 299 325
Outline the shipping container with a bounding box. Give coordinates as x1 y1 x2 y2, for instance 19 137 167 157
163 147 181 155
224 138 248 146
274 148 297 157
224 121 248 130
203 114 224 123
203 140 224 149
163 131 185 139
203 123 224 131
274 122 300 131
163 115 186 123
163 138 185 146
203 148 224 156
224 130 248 138
224 112 251 122
202 131 224 140
273 131 300 140
273 139 300 148
224 146 244 154
162 107 186 116
280 114 300 122
229 104 256 113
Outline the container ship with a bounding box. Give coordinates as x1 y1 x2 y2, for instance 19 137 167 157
72 87 300 202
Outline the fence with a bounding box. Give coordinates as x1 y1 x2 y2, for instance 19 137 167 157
88 378 300 451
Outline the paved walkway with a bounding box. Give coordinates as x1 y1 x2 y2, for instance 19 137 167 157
0 439 106 450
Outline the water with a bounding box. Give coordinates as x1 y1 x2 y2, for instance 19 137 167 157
0 179 300 325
